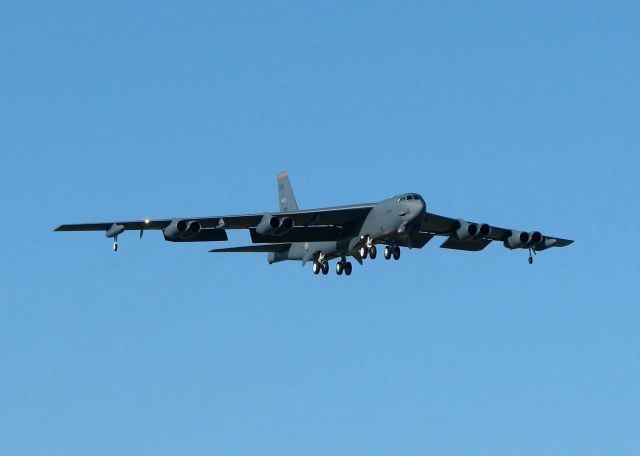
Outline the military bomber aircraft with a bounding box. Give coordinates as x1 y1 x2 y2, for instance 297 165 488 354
55 172 573 275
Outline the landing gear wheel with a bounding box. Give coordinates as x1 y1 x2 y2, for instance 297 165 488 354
369 245 377 259
321 261 329 275
392 246 401 260
112 236 118 252
384 246 392 260
336 262 344 275
359 247 368 259
312 262 320 275
528 256 533 265
344 262 352 276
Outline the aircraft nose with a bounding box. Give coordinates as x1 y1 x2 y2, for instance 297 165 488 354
410 198 426 222
412 198 425 213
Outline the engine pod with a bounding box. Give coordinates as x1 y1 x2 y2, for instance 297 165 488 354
255 214 294 236
455 220 491 241
503 230 530 249
164 219 201 239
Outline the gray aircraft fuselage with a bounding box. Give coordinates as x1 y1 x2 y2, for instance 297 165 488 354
268 193 426 264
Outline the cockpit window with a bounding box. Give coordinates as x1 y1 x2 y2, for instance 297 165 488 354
399 194 422 201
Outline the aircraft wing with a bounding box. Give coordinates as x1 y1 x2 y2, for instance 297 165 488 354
209 243 291 253
55 204 374 234
421 212 574 251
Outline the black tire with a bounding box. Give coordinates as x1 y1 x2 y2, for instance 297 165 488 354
312 262 320 274
369 245 377 259
321 261 329 275
393 246 401 260
384 246 392 260
359 247 368 259
345 262 352 275
336 262 344 275
528 256 533 265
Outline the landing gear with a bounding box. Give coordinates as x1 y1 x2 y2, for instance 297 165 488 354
112 236 118 252
384 245 401 260
344 261 352 275
312 259 330 275
528 247 536 265
336 258 353 276
359 237 378 260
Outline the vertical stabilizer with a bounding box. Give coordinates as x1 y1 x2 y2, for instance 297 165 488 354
277 171 299 212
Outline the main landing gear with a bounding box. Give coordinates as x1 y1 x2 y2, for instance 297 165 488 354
112 236 118 252
335 258 352 276
312 260 329 275
528 247 536 265
383 245 401 260
359 239 377 260
312 257 352 276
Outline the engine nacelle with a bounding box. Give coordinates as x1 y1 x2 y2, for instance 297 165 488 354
455 220 491 241
503 230 530 249
164 219 201 240
256 214 294 236
528 231 543 247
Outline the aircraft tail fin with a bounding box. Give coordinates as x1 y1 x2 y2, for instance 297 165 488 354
277 171 299 212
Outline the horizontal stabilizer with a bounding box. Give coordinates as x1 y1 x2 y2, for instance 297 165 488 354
440 237 492 251
209 243 290 253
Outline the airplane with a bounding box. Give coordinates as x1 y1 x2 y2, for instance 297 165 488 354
55 171 573 275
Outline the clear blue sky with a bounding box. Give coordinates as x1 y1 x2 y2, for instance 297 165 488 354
1 2 639 455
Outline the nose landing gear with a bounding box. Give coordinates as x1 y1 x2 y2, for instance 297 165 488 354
528 247 536 264
112 236 118 252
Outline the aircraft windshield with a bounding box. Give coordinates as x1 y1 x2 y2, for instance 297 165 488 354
398 194 422 202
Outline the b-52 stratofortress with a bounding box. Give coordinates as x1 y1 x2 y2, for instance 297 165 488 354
55 172 573 275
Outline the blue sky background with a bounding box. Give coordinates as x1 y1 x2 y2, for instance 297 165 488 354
1 1 639 454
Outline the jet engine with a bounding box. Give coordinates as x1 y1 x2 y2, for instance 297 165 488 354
164 219 202 240
455 220 491 241
503 230 530 249
256 214 294 236
528 231 543 247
